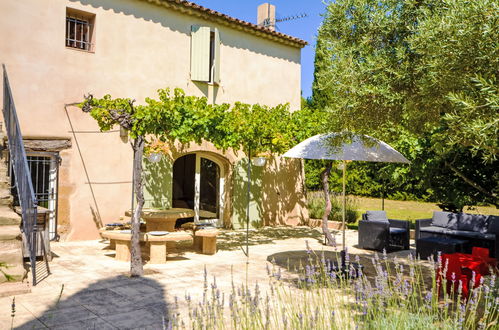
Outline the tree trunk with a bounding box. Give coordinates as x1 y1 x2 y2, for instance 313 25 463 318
130 136 145 277
321 162 336 246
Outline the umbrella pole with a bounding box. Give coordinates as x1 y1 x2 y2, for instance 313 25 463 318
342 161 346 248
342 160 346 267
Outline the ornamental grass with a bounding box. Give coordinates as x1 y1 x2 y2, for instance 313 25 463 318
172 245 498 329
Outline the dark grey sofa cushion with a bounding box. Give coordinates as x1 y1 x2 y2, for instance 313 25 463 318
420 226 448 234
443 229 495 240
389 228 407 235
457 213 488 233
431 211 458 229
421 225 495 240
365 211 389 223
487 215 499 234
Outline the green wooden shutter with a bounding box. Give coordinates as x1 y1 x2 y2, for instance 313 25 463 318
190 25 210 82
213 28 221 85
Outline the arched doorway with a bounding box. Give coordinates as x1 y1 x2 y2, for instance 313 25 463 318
172 153 225 226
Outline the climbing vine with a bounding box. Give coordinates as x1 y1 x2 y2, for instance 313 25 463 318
79 88 306 276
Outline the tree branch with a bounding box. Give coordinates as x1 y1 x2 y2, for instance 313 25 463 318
444 161 498 205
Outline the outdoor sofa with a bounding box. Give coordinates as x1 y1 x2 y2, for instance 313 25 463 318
415 211 499 258
358 211 410 252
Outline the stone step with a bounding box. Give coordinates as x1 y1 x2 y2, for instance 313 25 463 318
0 181 10 190
0 263 26 284
0 208 21 226
0 196 12 207
0 231 26 284
0 188 12 200
0 225 22 240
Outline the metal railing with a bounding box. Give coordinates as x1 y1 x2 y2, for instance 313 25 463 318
2 64 39 285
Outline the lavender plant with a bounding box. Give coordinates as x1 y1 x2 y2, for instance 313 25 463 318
172 249 499 329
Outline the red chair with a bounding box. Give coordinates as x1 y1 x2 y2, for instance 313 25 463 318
439 254 482 298
471 247 497 275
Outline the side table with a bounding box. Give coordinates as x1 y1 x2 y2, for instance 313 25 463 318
416 237 467 261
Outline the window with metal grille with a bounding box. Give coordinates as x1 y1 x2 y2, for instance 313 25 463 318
65 8 95 51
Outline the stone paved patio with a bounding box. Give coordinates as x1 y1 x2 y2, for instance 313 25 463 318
0 227 417 329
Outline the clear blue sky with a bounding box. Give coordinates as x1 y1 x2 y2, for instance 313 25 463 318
194 1 328 99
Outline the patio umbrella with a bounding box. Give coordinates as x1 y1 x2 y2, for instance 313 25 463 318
282 132 410 263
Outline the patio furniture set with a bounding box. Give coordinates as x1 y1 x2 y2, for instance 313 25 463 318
100 208 219 264
358 210 499 258
415 211 499 259
358 210 498 294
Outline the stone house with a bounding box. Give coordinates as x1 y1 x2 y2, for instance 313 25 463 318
0 0 308 240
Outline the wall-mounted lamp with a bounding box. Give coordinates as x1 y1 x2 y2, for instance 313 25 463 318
147 152 162 163
251 156 267 167
120 127 128 138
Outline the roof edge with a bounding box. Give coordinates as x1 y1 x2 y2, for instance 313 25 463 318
142 0 308 48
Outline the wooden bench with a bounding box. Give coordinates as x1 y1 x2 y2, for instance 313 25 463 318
100 231 193 264
193 229 219 255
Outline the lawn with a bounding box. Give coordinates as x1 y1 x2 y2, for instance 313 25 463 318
353 196 499 222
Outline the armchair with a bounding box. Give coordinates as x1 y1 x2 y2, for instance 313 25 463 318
358 211 410 252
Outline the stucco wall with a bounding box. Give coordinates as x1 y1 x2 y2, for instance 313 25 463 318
0 0 306 240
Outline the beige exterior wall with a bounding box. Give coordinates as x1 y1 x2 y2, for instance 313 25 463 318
0 0 306 240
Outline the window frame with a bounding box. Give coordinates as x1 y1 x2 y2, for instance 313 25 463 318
65 8 96 53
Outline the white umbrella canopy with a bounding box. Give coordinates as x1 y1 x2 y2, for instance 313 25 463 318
283 132 410 256
282 133 410 163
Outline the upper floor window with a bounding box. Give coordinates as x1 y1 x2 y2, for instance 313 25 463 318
66 8 95 52
191 26 220 84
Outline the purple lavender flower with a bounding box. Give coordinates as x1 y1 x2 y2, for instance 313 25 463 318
458 303 466 326
306 240 311 254
274 267 282 281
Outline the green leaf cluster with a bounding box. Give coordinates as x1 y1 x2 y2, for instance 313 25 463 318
310 0 498 209
79 88 315 157
314 0 498 161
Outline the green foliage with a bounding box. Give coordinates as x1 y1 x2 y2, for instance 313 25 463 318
314 0 498 153
307 191 359 223
310 0 498 208
80 88 301 156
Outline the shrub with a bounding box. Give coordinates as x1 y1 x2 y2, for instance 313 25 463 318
307 191 359 223
171 248 499 329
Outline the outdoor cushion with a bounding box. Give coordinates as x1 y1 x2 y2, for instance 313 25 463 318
457 213 488 233
419 226 448 234
389 228 407 235
431 211 458 229
364 210 389 223
443 229 495 240
487 215 499 234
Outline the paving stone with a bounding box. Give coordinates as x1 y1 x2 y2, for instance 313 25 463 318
0 230 421 328
100 308 168 329
108 282 160 298
36 305 98 327
51 317 116 330
1 315 48 329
